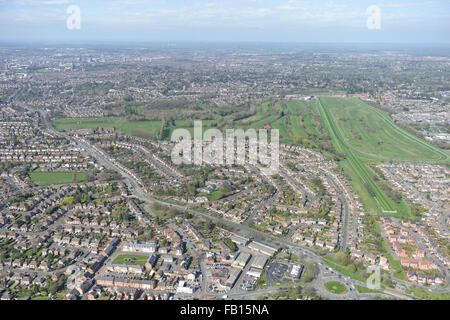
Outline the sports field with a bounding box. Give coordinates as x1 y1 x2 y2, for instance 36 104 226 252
29 171 88 186
112 254 148 266
167 119 218 137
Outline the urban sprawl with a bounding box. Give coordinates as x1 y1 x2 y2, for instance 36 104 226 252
0 45 448 300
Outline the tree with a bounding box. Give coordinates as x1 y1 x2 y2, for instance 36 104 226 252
160 238 168 247
364 182 376 197
183 211 193 219
223 238 237 252
346 264 356 273
187 184 196 196
334 252 349 266
61 196 75 206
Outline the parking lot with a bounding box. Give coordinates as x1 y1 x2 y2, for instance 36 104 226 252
240 275 258 291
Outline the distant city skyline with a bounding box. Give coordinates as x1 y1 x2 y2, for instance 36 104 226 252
1 0 449 43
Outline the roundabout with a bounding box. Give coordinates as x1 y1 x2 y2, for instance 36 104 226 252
324 281 348 295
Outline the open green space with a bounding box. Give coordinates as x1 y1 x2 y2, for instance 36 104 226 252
207 190 227 201
53 97 448 220
236 99 324 147
319 97 448 162
286 100 321 138
324 281 348 295
167 119 218 138
29 171 88 186
112 254 148 266
54 117 162 139
318 97 397 214
54 117 219 140
317 96 448 217
31 296 50 300
409 286 450 300
355 285 383 294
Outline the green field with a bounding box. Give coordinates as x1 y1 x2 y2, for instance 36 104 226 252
286 100 322 138
235 100 323 146
324 281 348 295
167 119 218 138
112 254 148 266
207 190 227 201
355 285 384 294
54 101 322 145
319 97 448 162
54 117 162 139
54 117 219 140
317 97 449 217
29 171 88 186
31 296 50 300
321 255 367 282
410 286 450 300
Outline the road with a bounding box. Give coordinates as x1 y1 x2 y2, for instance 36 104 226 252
64 129 420 299
34 109 444 299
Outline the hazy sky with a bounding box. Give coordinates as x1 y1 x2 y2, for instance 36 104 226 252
1 0 449 43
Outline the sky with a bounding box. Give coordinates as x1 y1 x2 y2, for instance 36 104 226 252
0 0 449 44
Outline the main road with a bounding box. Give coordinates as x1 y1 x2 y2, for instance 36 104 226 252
37 110 425 299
